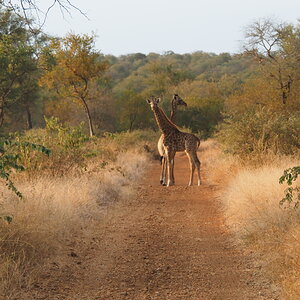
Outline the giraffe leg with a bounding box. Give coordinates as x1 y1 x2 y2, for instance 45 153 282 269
171 154 175 184
163 155 168 185
160 155 165 185
166 150 175 187
162 155 167 186
192 152 201 186
186 151 195 186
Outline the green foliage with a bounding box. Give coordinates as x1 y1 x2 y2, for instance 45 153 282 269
114 90 152 131
44 116 89 150
0 8 42 130
217 108 300 157
179 98 224 138
0 140 24 198
14 116 90 175
279 166 300 208
108 51 250 135
0 137 50 198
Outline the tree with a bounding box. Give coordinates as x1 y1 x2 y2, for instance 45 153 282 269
14 72 40 129
244 19 300 105
0 8 39 128
115 89 152 132
40 33 109 137
143 60 193 97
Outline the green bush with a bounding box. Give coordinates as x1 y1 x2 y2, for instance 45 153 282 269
13 117 90 176
0 137 50 197
7 124 160 177
217 108 300 157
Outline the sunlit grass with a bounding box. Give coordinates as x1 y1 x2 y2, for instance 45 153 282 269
0 130 153 299
205 140 300 299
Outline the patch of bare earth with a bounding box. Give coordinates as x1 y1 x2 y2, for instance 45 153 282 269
25 153 277 300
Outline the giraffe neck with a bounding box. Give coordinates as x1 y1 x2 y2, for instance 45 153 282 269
170 100 177 122
153 106 178 135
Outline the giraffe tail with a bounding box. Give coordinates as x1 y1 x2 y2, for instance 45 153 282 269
197 137 201 149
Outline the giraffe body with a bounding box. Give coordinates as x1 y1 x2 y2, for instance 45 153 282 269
163 131 200 152
147 97 201 187
157 94 187 185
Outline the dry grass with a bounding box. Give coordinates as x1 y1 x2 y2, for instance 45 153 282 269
0 150 149 299
204 140 300 299
199 139 240 186
221 165 299 236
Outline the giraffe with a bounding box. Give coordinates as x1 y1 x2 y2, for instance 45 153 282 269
157 94 187 185
147 96 201 187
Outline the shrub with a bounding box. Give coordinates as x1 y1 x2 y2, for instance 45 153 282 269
0 137 50 198
217 108 300 157
11 117 90 176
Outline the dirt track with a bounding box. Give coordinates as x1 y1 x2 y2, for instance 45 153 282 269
28 152 277 300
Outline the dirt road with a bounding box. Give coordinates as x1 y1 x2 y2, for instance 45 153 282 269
28 152 276 300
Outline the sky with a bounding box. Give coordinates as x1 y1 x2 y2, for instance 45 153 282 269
41 0 300 56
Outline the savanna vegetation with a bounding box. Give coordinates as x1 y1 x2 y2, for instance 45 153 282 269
0 2 299 298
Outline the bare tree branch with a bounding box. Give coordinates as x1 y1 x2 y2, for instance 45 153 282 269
0 0 88 29
243 18 297 104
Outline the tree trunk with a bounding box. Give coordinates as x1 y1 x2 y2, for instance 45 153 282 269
129 113 136 132
25 105 33 129
0 105 4 128
81 97 94 137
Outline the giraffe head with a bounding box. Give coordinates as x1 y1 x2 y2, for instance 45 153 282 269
146 96 161 111
173 94 187 107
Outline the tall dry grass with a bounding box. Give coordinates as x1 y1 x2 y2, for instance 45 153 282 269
204 139 300 299
0 147 150 299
